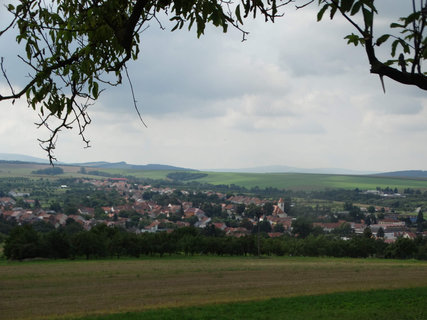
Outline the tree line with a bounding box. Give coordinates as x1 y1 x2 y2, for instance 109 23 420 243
3 223 427 261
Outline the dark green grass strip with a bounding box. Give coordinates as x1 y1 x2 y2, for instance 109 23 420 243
68 287 427 320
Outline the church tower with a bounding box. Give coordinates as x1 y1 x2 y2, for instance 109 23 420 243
278 198 285 212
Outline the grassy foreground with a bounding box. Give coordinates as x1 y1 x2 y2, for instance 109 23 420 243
1 256 427 320
70 287 427 320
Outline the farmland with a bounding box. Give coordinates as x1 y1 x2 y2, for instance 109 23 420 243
1 256 427 320
80 169 427 191
194 172 427 191
72 287 427 320
1 162 427 191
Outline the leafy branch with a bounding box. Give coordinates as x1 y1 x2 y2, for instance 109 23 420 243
316 0 427 91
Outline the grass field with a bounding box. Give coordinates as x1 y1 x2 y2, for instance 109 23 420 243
69 287 427 320
1 256 427 320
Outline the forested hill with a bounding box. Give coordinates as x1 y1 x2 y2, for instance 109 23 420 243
373 171 427 179
76 161 195 171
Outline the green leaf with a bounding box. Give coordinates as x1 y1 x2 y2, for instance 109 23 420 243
361 0 377 13
391 40 398 57
344 33 361 46
235 5 243 25
399 39 410 54
341 0 354 12
317 4 329 22
330 5 337 19
350 2 361 15
92 82 99 99
404 12 420 25
362 8 373 28
390 22 404 28
376 34 390 46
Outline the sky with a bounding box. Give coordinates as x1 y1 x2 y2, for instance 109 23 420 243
0 1 426 172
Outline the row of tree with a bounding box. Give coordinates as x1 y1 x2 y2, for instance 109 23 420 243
3 224 427 261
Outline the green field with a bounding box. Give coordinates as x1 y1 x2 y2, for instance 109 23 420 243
76 170 427 191
1 256 427 320
1 162 427 191
70 287 427 320
195 172 427 191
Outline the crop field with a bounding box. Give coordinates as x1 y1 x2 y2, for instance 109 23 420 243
1 256 427 320
70 287 427 320
193 172 427 191
87 170 427 191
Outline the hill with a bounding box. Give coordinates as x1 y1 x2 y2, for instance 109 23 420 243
208 165 377 175
374 170 427 179
77 161 195 171
0 153 48 164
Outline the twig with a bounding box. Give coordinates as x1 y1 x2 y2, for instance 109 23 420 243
124 64 147 128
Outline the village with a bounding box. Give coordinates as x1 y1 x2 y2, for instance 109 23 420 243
0 177 424 243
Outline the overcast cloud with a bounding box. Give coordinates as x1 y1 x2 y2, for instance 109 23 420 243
0 1 426 172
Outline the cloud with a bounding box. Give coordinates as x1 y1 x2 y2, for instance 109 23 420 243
1 3 426 172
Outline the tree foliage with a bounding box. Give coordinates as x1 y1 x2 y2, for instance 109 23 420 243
316 0 426 92
0 0 425 161
4 223 427 260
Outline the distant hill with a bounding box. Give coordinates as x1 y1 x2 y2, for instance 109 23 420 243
0 153 49 164
0 154 195 171
76 161 196 171
207 165 377 175
373 170 427 179
1 153 425 177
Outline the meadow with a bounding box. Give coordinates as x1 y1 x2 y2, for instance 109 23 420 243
1 256 427 320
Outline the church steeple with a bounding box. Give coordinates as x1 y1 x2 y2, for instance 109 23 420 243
278 198 285 212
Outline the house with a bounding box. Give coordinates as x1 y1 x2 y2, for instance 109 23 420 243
195 217 211 228
225 227 250 237
266 216 293 231
383 231 417 243
175 221 190 228
0 210 15 220
313 222 343 233
20 211 37 223
184 207 205 219
379 218 404 226
37 211 52 222
167 204 182 214
351 223 368 234
144 220 160 233
101 206 115 214
268 232 283 238
0 197 16 206
223 204 235 215
49 213 68 228
10 209 26 221
272 205 287 217
212 222 227 231
24 199 35 206
67 214 86 226
78 207 95 217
